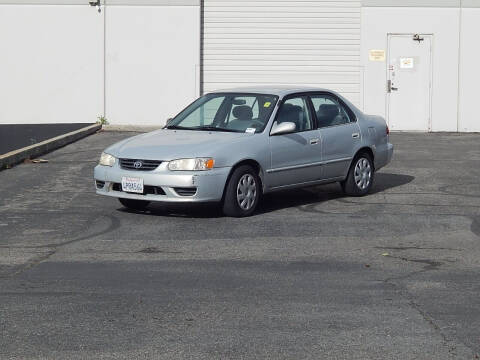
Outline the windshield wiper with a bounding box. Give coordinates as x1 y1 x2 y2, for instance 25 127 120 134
165 125 192 130
194 126 241 133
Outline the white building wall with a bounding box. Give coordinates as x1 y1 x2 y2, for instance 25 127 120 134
361 6 460 132
105 1 200 125
458 7 480 132
0 1 104 125
1 0 478 131
0 0 200 126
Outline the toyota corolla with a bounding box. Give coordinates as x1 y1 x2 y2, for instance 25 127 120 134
94 87 393 217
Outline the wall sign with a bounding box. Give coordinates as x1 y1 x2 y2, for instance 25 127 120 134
369 49 385 62
400 57 414 69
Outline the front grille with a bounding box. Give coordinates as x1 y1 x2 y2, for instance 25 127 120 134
111 183 166 196
120 158 162 171
174 187 197 196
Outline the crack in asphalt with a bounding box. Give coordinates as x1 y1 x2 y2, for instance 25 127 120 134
378 254 475 357
471 216 480 237
39 214 121 249
374 246 462 251
407 298 465 357
380 253 456 283
336 197 480 208
0 250 56 279
0 214 120 279
137 247 183 254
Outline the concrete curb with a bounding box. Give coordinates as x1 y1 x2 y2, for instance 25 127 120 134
0 123 102 170
102 125 163 132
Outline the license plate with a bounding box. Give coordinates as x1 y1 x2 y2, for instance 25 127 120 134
121 177 144 194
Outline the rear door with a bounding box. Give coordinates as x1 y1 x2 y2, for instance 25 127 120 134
267 96 322 189
311 93 360 179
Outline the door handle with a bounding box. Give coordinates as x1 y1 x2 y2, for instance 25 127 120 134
310 138 319 145
352 133 360 139
387 80 399 93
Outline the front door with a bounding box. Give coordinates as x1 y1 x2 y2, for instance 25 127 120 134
387 34 432 131
267 96 322 189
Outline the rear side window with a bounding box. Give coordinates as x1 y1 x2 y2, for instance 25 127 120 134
310 95 352 128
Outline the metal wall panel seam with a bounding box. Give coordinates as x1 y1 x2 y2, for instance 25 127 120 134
0 0 200 5
456 2 462 131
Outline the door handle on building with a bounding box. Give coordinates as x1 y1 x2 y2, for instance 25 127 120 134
387 80 399 93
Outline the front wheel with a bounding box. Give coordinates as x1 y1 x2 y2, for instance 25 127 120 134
222 165 261 217
118 198 150 211
341 154 374 196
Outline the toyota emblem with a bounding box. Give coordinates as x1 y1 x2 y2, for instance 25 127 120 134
133 160 143 169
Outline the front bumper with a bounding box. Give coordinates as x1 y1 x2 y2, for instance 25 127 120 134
94 162 231 203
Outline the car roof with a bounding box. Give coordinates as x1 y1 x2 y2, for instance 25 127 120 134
207 86 336 98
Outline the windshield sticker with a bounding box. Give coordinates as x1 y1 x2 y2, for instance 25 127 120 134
245 128 256 134
263 102 271 108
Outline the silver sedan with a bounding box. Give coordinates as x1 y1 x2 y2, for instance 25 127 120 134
94 87 393 217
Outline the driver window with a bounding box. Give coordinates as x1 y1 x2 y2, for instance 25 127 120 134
276 97 312 132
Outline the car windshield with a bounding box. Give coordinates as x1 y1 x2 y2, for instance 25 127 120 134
167 93 278 133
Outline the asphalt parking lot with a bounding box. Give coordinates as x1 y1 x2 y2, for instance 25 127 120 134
0 131 479 359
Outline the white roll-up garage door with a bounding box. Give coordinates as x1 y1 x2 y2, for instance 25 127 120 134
203 0 361 106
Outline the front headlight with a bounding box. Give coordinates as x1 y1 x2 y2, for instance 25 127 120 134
99 152 116 167
168 158 214 171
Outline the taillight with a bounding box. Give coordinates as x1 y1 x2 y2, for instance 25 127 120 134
386 125 390 135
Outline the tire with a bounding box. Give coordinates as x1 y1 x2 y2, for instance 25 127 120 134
222 165 261 217
118 198 150 211
341 153 374 196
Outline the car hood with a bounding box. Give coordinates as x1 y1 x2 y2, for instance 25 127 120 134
106 129 252 161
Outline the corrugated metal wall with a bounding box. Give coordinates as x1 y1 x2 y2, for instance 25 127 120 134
202 0 362 105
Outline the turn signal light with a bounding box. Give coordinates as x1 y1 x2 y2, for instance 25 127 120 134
205 159 215 169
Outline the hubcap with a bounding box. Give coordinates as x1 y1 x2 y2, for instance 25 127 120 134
354 157 372 190
236 174 257 211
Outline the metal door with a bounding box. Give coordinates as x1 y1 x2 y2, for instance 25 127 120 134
387 34 432 131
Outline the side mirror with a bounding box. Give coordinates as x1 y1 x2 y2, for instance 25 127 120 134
270 121 296 136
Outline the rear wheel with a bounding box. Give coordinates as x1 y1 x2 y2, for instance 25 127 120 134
118 198 150 211
222 165 261 217
341 153 374 196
